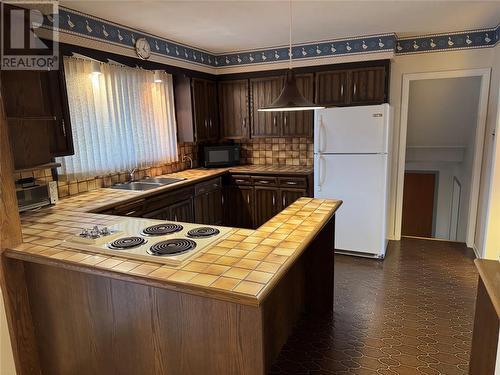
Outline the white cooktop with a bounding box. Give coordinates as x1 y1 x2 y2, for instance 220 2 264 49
64 218 233 266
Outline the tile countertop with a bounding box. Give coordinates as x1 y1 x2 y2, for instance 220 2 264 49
6 166 341 307
53 165 313 213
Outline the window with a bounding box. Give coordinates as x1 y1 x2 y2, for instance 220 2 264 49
57 57 178 179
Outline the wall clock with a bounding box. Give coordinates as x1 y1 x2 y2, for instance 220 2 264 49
135 38 151 60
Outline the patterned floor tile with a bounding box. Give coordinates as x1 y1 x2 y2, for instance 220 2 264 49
269 238 477 374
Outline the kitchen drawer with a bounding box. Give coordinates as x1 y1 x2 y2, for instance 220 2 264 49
143 186 194 213
195 177 222 196
278 176 307 189
229 174 253 185
111 199 146 217
251 175 278 186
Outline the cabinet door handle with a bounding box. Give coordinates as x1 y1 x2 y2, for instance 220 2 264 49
242 118 246 128
282 195 286 207
272 194 275 206
221 194 224 205
204 119 208 128
247 195 250 205
209 118 212 128
125 210 137 216
61 118 66 137
273 116 277 127
258 180 269 184
284 114 287 127
286 181 298 185
174 214 178 221
353 83 357 96
340 84 344 97
235 179 245 183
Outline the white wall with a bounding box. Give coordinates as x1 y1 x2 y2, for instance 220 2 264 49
388 46 500 258
482 44 500 260
404 77 481 241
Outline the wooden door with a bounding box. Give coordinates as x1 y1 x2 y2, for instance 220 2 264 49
223 185 254 228
169 198 194 222
280 188 305 210
401 172 436 237
254 186 280 227
205 80 219 140
282 73 314 137
192 78 208 142
250 77 282 137
194 189 223 225
315 70 349 106
218 80 249 139
350 67 386 105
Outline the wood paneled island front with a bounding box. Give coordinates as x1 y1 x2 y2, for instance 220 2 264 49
3 192 340 375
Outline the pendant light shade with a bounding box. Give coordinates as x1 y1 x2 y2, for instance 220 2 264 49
258 0 324 112
258 69 324 112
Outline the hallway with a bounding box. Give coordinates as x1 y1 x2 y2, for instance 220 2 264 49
270 238 478 374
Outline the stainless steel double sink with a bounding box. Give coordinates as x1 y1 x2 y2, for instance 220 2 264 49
110 177 186 191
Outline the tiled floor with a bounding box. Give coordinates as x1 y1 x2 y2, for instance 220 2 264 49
270 238 478 374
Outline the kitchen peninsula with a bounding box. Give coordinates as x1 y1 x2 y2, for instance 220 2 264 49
2 167 341 375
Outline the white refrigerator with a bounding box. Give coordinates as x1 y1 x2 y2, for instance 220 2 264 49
314 104 391 259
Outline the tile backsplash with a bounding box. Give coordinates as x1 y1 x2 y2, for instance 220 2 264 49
236 137 314 166
13 143 197 199
14 138 314 200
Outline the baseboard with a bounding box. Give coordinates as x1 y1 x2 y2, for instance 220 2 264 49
472 244 480 259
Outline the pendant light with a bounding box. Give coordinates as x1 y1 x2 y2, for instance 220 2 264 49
258 0 324 112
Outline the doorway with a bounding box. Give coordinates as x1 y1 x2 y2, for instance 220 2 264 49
402 171 438 237
395 69 491 246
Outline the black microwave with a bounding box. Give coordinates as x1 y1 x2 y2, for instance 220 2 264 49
204 145 240 167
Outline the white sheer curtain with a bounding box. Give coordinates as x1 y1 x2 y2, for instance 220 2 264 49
58 57 178 179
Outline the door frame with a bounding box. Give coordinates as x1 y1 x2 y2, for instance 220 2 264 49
394 68 491 248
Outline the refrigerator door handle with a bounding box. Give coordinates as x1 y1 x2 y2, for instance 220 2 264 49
317 154 326 192
319 115 327 153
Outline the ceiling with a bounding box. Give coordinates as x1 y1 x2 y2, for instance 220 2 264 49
60 1 500 54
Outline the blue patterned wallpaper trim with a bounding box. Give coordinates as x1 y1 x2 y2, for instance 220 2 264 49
395 26 499 55
45 8 499 69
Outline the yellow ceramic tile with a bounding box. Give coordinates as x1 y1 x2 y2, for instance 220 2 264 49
182 261 209 273
244 251 267 261
129 263 161 276
264 254 288 264
234 259 260 270
203 264 230 276
149 266 177 280
233 281 264 295
223 267 251 280
211 277 240 290
256 261 281 273
112 261 142 273
253 245 274 254
195 253 221 263
225 249 249 258
189 274 219 286
168 270 198 282
235 242 258 251
96 257 124 269
245 270 274 284
217 240 240 248
79 254 110 266
206 246 229 256
215 256 240 266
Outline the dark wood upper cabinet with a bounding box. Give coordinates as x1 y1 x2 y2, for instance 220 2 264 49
315 65 387 107
350 67 386 105
191 78 218 142
218 79 249 139
282 73 314 137
1 66 73 169
250 76 283 137
315 70 350 106
250 74 314 138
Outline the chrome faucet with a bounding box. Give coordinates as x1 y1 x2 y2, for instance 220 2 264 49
129 168 137 182
182 155 193 169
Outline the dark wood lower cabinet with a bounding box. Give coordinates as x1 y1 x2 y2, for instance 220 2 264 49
169 199 194 222
194 189 223 225
281 188 305 209
254 187 280 226
223 185 254 229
